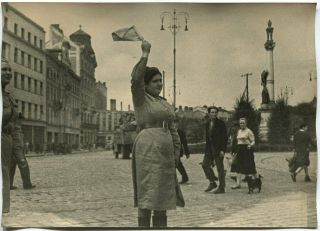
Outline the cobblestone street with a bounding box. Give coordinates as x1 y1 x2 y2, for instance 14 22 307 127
2 151 317 228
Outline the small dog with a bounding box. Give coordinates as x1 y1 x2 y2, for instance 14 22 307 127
245 175 263 194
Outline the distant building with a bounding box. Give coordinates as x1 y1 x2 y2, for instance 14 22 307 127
45 24 81 148
2 3 47 151
70 26 98 145
95 81 108 147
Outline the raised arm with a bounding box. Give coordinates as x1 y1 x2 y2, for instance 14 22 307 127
131 40 151 107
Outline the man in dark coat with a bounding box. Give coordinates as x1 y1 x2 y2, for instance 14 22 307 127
174 119 190 184
202 106 228 194
290 124 312 182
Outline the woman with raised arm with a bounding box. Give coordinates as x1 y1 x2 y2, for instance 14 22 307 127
131 40 184 227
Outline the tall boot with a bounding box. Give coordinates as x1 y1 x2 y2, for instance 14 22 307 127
138 216 151 227
19 163 35 189
152 216 167 227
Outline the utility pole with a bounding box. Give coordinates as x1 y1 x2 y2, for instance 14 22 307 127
240 73 253 103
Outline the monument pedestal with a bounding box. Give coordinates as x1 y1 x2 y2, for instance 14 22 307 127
259 103 275 143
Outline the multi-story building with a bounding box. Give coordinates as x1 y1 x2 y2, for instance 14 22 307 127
69 27 98 146
2 3 47 151
45 24 81 149
95 81 108 147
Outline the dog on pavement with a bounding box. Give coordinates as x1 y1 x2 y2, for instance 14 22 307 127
245 175 263 194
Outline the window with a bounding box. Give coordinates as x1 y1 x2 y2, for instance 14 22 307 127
27 54 31 68
14 47 18 62
28 77 31 92
34 104 38 120
14 72 17 88
4 17 8 29
34 36 37 47
34 80 37 94
21 75 25 90
14 23 18 34
40 105 43 115
34 57 37 71
39 39 43 49
20 51 25 65
39 60 43 73
1 42 10 60
21 28 25 39
40 82 43 95
28 103 31 118
27 32 31 43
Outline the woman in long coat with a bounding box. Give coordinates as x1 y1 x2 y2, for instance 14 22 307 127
131 40 184 227
1 58 24 213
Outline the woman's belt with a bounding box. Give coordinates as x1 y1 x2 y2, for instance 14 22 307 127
141 121 169 130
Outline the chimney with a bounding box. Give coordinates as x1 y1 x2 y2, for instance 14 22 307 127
120 101 123 111
110 99 116 111
179 105 182 111
128 104 131 111
184 106 188 111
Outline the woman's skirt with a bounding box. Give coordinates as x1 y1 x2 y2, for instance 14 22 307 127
231 144 257 175
295 151 310 167
132 128 185 211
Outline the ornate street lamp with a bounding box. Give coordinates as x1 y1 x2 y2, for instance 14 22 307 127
160 9 189 108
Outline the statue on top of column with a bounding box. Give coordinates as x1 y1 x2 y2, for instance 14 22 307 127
261 70 270 104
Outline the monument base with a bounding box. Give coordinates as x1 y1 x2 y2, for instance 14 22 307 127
259 103 275 143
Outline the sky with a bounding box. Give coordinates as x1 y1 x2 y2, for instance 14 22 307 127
10 3 317 111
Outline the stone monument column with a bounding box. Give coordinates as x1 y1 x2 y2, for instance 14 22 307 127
264 20 276 104
260 20 276 142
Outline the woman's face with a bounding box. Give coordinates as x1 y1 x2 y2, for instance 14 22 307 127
145 74 162 97
239 119 247 129
1 62 12 86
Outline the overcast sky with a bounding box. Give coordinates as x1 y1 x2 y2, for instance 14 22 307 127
11 3 317 110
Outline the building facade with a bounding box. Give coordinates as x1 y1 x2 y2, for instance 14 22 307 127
69 27 98 146
95 81 108 147
2 3 47 152
45 24 82 150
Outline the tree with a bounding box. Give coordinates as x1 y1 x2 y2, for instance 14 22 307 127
231 96 261 143
267 98 291 144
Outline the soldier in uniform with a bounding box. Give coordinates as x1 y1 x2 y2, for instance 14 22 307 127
1 58 24 212
10 113 35 190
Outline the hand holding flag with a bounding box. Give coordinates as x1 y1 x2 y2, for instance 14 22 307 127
112 25 144 41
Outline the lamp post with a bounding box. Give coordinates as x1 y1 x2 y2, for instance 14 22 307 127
160 9 189 108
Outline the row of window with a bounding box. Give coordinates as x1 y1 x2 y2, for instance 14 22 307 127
47 107 80 128
4 17 44 49
13 72 43 95
14 47 43 73
18 100 44 121
47 68 80 94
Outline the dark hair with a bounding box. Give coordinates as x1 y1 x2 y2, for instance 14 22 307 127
207 106 219 113
300 123 308 129
144 67 161 85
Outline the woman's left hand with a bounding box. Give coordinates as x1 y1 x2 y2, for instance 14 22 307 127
247 144 251 150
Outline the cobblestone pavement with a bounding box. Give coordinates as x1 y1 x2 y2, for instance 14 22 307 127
1 151 317 228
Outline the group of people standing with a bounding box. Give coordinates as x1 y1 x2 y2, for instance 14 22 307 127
129 40 313 228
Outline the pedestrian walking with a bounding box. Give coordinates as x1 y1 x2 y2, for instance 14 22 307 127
289 124 312 182
131 40 184 227
174 119 190 184
10 114 36 190
230 117 258 189
202 106 228 194
1 58 25 212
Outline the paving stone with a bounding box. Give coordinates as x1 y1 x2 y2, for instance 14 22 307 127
1 151 317 228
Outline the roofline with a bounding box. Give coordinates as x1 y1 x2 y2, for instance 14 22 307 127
5 3 46 33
